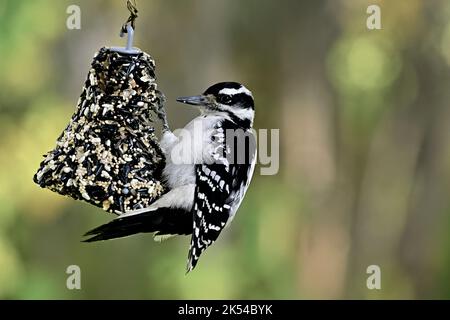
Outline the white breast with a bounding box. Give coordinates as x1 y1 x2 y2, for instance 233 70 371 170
162 115 223 189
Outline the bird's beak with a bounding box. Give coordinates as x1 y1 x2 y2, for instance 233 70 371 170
176 95 210 106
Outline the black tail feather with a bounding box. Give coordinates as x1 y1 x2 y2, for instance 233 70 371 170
83 207 192 242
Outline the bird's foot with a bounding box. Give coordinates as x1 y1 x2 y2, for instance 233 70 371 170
156 91 170 132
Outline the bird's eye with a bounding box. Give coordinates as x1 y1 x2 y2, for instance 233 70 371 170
219 94 232 104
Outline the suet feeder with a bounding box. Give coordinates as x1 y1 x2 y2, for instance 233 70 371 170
34 1 167 214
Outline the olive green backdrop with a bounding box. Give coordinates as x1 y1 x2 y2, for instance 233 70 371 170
1 0 450 299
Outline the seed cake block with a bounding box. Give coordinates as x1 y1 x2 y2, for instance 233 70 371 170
34 47 166 214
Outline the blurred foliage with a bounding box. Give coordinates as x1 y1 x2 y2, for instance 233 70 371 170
1 0 450 299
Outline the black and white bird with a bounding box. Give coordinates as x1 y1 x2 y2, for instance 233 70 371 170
84 82 257 272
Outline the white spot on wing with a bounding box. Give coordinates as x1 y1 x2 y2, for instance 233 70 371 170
208 224 221 231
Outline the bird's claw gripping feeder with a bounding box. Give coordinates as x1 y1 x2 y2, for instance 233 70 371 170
33 0 168 214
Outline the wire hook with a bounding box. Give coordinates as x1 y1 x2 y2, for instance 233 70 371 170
121 0 138 34
111 0 140 55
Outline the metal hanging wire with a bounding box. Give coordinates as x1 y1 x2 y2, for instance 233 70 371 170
111 0 140 55
121 0 138 34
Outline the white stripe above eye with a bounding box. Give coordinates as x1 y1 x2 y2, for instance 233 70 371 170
219 86 253 97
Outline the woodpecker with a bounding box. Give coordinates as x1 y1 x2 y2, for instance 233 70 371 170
84 82 257 272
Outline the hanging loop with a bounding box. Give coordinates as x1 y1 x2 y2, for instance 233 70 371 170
121 0 138 34
111 1 141 55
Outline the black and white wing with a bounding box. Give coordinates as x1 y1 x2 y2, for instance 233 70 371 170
186 124 256 272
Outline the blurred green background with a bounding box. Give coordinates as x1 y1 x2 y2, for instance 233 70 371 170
1 0 450 299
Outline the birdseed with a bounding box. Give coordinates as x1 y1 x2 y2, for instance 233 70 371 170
34 47 166 214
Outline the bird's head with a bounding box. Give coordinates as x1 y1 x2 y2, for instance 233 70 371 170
176 82 255 129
